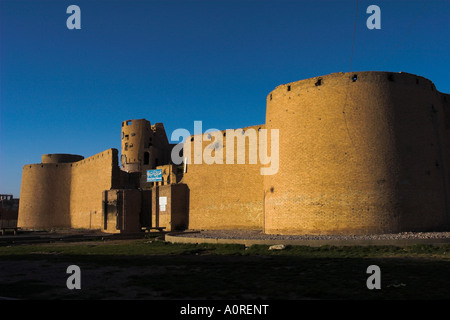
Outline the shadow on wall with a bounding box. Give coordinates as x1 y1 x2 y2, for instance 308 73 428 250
184 186 190 231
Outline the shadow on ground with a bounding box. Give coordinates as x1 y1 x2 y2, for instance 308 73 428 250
1 251 449 300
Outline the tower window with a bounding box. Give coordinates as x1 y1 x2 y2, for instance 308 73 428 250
144 152 150 165
352 74 358 82
287 85 291 91
315 79 322 86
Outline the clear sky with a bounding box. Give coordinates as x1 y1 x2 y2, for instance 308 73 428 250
1 0 449 197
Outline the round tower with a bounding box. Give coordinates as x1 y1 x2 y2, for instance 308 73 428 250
121 119 152 173
121 119 173 176
41 154 84 164
18 163 72 228
264 71 450 235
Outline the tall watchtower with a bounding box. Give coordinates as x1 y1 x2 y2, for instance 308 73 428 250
120 119 174 174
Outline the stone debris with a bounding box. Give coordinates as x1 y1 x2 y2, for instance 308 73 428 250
176 230 450 241
268 244 286 250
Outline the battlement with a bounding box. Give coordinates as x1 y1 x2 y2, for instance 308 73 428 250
267 71 440 102
187 124 266 141
71 149 118 168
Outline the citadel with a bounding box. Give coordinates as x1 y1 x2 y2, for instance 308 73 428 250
17 71 450 235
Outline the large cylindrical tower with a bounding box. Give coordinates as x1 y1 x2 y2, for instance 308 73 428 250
18 163 72 228
264 71 450 235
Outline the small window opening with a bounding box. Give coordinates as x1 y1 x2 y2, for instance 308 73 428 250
352 74 357 82
270 94 272 100
126 120 132 126
287 85 291 91
144 152 150 165
431 104 437 113
315 79 322 86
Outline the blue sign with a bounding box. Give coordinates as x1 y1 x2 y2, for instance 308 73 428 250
147 169 162 182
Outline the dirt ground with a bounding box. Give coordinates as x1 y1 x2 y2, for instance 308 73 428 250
1 238 450 300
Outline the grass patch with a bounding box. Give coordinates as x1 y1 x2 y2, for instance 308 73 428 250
2 240 450 259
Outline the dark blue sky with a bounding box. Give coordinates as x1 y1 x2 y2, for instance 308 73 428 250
1 0 449 197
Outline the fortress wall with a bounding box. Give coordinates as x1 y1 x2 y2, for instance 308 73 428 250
264 71 450 235
18 163 72 229
69 149 119 229
181 124 265 230
443 92 450 228
18 149 120 230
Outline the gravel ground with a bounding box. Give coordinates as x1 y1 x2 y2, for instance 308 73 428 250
174 229 450 241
